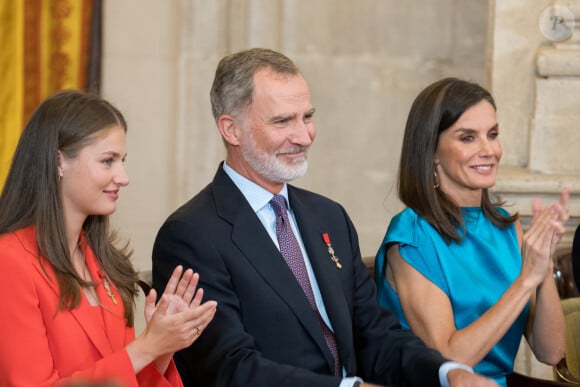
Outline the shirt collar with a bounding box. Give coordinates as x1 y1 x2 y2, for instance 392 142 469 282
222 162 290 212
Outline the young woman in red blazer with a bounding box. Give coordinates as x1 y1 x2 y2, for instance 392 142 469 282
0 90 217 386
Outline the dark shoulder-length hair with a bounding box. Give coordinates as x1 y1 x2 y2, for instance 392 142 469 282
398 77 518 243
0 90 138 325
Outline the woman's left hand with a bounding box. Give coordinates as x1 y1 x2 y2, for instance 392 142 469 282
144 265 203 321
143 265 214 374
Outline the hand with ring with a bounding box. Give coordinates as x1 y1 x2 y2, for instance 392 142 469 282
134 265 217 375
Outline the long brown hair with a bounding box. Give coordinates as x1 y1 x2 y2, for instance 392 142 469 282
398 78 518 243
0 90 138 325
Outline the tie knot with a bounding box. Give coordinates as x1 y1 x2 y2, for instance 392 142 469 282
270 194 287 217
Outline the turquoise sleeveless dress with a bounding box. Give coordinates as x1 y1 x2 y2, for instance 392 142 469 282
374 207 529 386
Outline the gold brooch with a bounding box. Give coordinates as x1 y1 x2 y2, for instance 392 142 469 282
101 276 118 305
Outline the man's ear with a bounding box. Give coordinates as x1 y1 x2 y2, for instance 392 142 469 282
217 115 243 146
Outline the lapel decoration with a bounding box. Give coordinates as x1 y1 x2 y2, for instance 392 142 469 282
100 272 118 305
322 233 342 269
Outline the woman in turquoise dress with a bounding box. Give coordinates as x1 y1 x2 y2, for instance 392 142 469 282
374 78 568 386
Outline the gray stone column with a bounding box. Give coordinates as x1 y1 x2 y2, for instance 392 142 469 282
532 2 580 174
173 0 285 204
490 0 580 246
489 0 580 379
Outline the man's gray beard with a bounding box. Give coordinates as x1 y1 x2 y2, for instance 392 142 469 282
241 145 308 183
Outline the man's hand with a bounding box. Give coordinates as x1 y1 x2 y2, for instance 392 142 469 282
447 369 498 386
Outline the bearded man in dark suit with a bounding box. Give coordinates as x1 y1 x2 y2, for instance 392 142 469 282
152 48 496 387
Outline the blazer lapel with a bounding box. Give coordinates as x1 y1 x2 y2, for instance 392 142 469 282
212 167 333 363
68 294 114 357
83 240 127 352
289 188 356 373
20 228 119 358
27 249 114 357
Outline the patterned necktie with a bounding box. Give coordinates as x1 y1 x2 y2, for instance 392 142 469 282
270 194 341 376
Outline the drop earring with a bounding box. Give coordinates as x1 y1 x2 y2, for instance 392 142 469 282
433 169 440 189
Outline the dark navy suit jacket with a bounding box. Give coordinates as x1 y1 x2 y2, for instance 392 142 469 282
152 164 447 386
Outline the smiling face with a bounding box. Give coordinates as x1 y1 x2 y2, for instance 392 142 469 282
228 68 316 192
58 124 129 225
434 100 501 206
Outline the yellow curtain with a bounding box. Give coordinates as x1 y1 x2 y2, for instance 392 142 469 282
0 0 96 190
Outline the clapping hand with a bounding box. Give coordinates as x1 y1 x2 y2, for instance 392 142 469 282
144 265 214 321
137 265 217 374
521 188 569 287
531 188 569 258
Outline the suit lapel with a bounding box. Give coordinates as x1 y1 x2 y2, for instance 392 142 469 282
289 188 356 372
212 168 334 365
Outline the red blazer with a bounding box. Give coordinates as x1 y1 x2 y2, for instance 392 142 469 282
0 226 182 387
